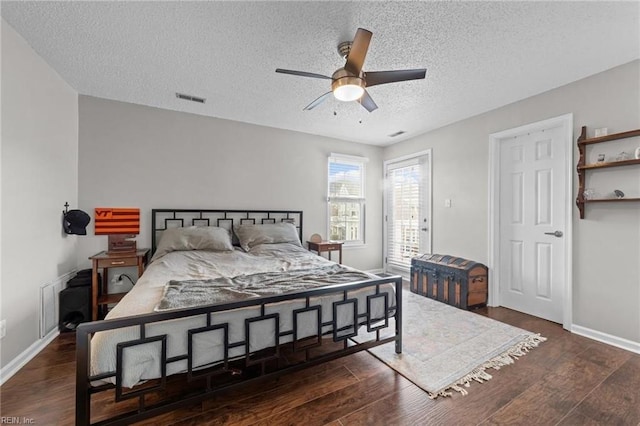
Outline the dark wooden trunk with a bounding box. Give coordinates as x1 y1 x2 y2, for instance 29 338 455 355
410 254 488 310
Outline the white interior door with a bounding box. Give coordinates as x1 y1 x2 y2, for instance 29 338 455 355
497 123 568 324
384 151 432 275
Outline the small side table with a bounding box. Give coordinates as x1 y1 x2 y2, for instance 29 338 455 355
89 249 149 321
307 241 343 264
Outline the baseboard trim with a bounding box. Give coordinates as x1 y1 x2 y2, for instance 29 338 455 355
0 328 60 386
571 324 640 355
365 268 384 274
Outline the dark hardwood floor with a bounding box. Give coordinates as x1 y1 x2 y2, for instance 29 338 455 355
1 307 639 425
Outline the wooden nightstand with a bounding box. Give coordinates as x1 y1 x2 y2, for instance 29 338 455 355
89 249 149 321
307 241 343 264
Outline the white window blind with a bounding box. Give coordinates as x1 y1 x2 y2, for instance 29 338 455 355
328 154 367 245
387 158 423 267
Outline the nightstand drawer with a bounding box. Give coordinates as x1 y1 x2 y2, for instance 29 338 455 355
306 241 343 264
96 257 138 268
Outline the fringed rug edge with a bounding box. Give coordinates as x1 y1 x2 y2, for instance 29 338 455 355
426 333 547 399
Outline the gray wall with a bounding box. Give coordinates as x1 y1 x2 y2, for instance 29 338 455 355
76 96 384 272
1 21 79 369
383 60 640 344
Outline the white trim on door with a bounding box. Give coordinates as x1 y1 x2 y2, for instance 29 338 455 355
488 113 573 330
383 149 433 276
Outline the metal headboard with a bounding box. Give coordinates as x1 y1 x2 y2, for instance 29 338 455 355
151 209 303 254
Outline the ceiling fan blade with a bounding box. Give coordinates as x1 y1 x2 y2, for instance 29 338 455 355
303 91 332 110
276 68 331 80
364 69 427 87
344 28 372 76
358 90 378 112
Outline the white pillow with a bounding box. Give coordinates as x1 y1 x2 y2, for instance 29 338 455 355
152 226 233 261
234 222 302 252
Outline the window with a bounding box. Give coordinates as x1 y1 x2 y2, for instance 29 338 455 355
328 154 367 245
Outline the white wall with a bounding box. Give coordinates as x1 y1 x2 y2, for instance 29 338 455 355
77 96 384 272
0 20 79 369
384 60 640 344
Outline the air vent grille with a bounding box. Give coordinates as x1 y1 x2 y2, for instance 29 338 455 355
176 92 206 104
388 131 406 138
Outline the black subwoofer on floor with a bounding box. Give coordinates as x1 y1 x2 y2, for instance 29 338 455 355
59 286 92 332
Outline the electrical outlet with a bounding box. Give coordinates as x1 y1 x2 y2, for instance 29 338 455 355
444 199 452 208
0 319 6 339
111 274 123 285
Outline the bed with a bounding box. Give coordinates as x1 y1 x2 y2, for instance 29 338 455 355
75 209 402 425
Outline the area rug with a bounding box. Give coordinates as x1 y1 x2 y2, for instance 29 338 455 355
359 290 546 398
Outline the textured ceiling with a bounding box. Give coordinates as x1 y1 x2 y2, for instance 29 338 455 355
2 1 639 146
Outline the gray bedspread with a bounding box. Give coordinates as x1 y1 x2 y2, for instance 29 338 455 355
155 264 373 311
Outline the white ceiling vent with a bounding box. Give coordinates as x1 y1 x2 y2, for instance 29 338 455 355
388 131 406 138
176 92 206 104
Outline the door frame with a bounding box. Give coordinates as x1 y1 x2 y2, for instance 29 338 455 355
383 149 433 276
488 113 573 329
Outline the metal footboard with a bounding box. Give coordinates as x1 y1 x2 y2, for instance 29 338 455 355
75 276 403 425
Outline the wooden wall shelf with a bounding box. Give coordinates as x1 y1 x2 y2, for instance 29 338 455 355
577 129 640 145
576 126 640 219
583 197 640 203
578 158 640 171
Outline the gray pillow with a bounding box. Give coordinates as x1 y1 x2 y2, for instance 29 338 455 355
152 226 233 261
234 222 302 252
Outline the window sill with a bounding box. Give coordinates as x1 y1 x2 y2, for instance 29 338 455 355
343 243 366 249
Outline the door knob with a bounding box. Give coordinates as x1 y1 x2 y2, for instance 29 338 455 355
544 231 563 237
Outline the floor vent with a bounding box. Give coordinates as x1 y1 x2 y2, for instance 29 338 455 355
176 92 206 104
40 271 75 338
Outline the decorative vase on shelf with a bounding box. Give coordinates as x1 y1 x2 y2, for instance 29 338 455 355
583 188 595 200
635 147 640 160
617 151 630 161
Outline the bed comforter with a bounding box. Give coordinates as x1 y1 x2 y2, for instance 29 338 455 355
90 243 393 388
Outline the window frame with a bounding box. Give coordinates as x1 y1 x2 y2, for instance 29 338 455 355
327 153 368 247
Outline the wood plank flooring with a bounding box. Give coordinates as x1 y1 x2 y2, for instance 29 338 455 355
1 306 639 425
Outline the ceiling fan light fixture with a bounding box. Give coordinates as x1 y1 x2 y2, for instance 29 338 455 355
276 28 426 112
332 76 365 102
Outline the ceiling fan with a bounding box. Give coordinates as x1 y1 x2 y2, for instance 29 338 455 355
276 28 426 113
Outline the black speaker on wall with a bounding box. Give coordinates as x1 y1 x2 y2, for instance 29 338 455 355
59 286 92 332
